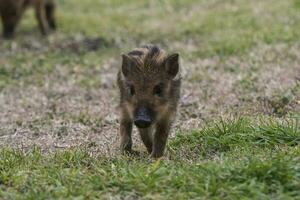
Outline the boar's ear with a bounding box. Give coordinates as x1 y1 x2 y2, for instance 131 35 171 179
121 54 134 77
165 53 179 78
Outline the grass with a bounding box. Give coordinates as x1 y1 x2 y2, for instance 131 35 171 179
1 0 300 88
1 117 300 199
170 117 300 159
0 0 300 199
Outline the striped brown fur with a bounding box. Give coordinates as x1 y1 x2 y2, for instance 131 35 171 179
126 45 167 72
117 45 181 158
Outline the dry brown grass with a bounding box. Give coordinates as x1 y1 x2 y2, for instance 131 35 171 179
0 39 299 155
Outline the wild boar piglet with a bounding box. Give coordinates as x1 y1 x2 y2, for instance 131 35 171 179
117 45 181 158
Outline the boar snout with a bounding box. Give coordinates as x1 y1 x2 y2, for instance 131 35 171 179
134 106 153 128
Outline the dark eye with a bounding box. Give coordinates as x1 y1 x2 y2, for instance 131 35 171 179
153 84 163 97
129 85 135 96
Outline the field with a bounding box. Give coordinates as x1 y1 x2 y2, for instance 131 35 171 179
0 0 300 199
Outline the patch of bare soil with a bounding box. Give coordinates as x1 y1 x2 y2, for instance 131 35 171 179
0 41 299 155
178 42 300 132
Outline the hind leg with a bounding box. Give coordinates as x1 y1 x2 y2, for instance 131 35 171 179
138 127 153 154
151 120 171 158
34 0 49 35
2 22 16 39
45 0 56 30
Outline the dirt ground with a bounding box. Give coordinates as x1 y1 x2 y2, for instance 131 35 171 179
0 35 299 156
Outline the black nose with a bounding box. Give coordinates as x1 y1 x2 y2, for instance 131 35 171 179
134 106 153 128
134 119 151 128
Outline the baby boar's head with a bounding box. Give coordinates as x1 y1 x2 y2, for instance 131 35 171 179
118 46 180 129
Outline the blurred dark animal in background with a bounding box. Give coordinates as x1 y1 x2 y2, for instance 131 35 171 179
117 45 181 158
0 0 56 38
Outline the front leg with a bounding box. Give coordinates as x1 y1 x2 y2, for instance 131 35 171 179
1 12 21 39
120 118 133 154
151 120 171 158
